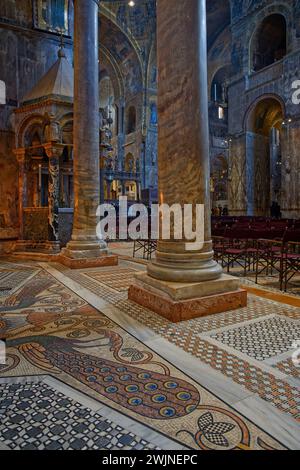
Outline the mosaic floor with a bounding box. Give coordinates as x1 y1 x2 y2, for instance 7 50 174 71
0 258 299 450
0 381 158 451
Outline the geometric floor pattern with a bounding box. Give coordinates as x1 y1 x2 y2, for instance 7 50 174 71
275 358 300 379
84 268 137 293
0 381 159 450
161 332 300 420
210 316 300 361
0 264 37 297
62 264 300 423
0 262 289 450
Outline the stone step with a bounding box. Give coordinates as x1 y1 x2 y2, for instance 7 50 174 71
9 252 60 262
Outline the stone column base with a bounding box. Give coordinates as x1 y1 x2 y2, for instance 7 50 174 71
128 273 247 323
59 240 118 269
14 240 61 254
58 253 118 269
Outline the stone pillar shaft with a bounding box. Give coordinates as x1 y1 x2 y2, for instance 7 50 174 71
44 144 63 251
73 0 99 241
15 148 27 241
128 0 246 321
147 0 222 283
63 0 107 258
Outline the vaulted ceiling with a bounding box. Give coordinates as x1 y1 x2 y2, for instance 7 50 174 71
206 0 231 49
102 0 231 50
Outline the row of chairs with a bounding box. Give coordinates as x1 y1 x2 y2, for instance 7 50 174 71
212 217 300 236
133 239 157 260
213 229 300 291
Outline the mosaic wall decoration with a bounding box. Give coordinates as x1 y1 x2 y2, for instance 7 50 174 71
33 0 70 35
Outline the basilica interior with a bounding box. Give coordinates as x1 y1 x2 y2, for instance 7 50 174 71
0 0 299 453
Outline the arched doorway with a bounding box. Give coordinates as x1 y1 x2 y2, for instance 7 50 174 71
245 97 284 216
251 14 287 72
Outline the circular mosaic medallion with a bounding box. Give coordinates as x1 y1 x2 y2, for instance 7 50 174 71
128 397 143 406
152 394 167 403
159 407 176 418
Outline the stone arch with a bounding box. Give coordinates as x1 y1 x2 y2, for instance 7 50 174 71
210 65 234 103
61 118 73 146
207 0 231 50
246 3 293 72
99 14 144 96
100 45 124 101
58 112 74 128
147 40 157 90
99 6 145 84
244 95 285 215
17 114 47 148
244 93 286 132
250 14 287 72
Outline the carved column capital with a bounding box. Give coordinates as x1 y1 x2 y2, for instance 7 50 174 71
43 143 64 159
14 148 27 164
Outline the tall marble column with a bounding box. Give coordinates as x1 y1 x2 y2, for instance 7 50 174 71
147 0 222 283
129 0 246 322
62 0 114 264
62 0 107 259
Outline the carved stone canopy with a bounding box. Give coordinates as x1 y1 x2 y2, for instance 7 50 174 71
21 48 74 106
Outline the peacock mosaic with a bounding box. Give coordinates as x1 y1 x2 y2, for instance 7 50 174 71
0 265 286 450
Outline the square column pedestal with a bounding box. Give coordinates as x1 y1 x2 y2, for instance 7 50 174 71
128 273 247 323
60 243 118 269
59 253 118 269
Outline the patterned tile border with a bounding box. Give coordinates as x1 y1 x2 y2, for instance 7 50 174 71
210 316 300 361
0 380 159 450
275 358 300 380
0 264 289 450
59 265 300 422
